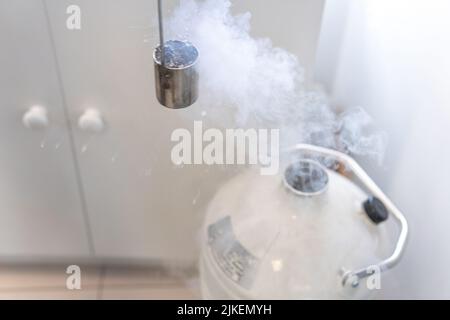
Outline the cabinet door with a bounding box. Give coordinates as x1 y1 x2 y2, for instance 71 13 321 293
0 0 92 258
44 0 222 264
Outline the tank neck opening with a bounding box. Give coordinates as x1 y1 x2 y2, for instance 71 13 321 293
283 159 329 197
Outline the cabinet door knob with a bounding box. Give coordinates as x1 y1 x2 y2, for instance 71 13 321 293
78 108 105 133
22 105 49 130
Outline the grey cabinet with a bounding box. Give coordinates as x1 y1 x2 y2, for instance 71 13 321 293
45 0 217 263
0 0 91 258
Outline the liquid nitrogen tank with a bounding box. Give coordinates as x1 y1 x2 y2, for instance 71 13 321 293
200 144 408 299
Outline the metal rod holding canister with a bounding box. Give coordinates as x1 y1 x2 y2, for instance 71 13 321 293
157 0 165 66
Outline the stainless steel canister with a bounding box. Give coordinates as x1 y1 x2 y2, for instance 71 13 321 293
153 40 199 109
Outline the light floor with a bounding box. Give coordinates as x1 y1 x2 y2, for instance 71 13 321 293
0 264 201 300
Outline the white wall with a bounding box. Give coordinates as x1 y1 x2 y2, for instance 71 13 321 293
316 0 450 298
232 0 325 82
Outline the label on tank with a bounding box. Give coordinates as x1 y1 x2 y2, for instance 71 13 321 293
207 216 260 289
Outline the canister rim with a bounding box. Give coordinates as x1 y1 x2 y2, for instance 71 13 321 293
153 40 199 70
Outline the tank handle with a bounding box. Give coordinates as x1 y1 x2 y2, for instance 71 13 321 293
285 144 409 288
